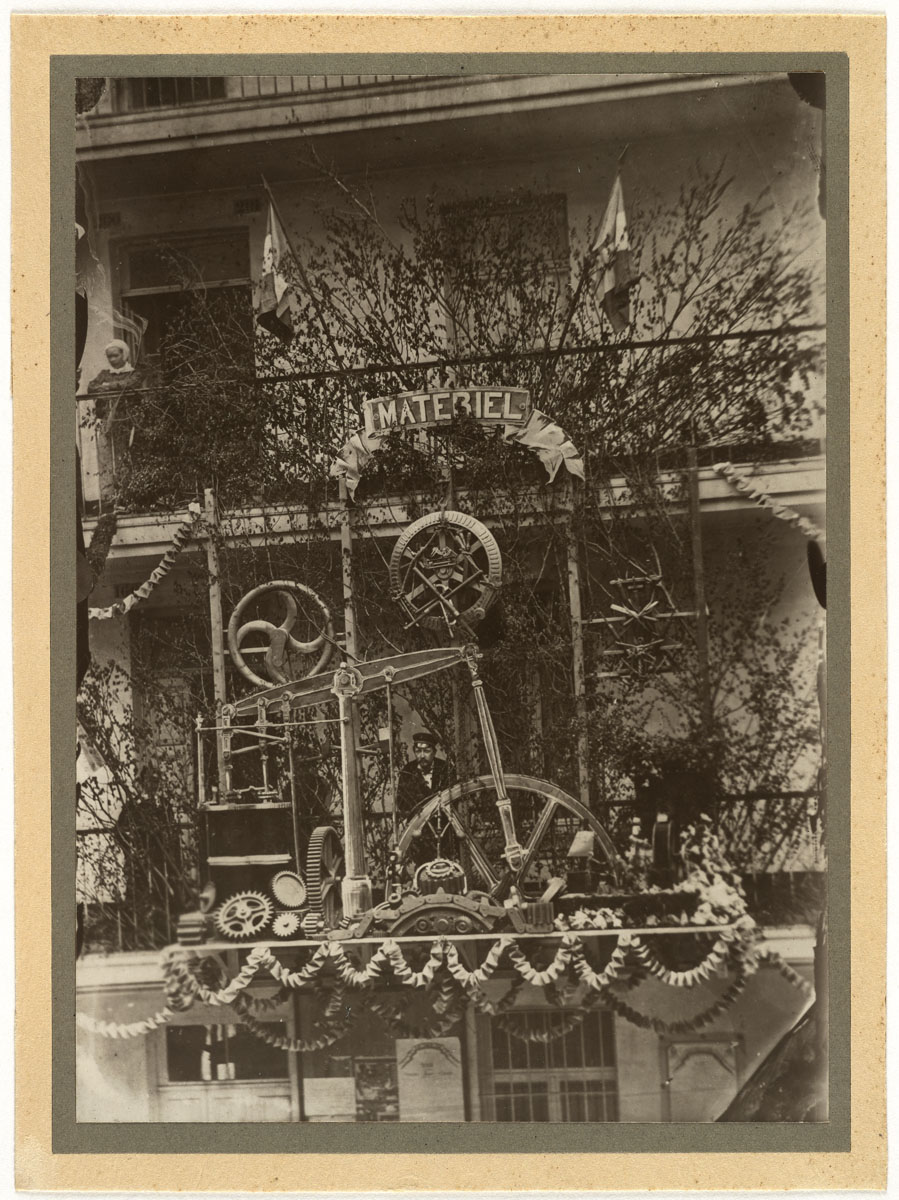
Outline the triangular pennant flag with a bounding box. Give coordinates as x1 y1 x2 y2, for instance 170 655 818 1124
590 174 637 333
257 203 296 344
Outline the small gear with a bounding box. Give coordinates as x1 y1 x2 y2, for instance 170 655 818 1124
272 911 301 938
213 891 274 940
271 870 306 909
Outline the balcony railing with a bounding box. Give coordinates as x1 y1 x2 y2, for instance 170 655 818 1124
101 75 450 115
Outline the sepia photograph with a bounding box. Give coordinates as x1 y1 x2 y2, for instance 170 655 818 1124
71 66 829 1129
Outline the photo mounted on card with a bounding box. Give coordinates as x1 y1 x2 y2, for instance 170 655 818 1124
13 13 884 1193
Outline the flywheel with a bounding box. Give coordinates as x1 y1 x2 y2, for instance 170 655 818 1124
306 826 345 929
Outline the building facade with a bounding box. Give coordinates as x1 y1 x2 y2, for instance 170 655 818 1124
74 70 827 1123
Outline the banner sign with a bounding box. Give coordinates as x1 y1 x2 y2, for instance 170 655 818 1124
363 386 531 438
331 383 584 499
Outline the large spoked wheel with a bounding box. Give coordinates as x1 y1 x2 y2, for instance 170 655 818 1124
396 774 624 900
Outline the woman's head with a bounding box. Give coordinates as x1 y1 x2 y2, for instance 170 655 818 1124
104 339 131 369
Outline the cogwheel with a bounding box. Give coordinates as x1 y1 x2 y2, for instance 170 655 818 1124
213 891 273 940
272 911 301 938
306 826 344 928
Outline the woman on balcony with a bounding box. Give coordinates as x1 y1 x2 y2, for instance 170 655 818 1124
87 339 143 396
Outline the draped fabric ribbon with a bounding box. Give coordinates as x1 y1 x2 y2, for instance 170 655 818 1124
88 502 202 620
502 409 585 483
712 462 823 540
330 410 584 499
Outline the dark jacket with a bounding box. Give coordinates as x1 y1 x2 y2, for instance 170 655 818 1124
395 756 451 816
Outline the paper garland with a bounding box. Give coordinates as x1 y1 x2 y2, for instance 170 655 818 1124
628 929 742 989
77 920 814 1045
599 965 753 1036
759 949 815 998
712 462 823 540
88 502 202 620
75 1006 175 1039
230 983 353 1053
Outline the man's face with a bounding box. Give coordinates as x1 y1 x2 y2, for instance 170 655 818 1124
106 345 127 369
413 741 436 769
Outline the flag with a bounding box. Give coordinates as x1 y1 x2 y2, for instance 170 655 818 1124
590 175 636 333
329 428 380 499
257 202 295 344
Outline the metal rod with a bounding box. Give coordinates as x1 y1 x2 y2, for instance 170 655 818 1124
565 481 592 810
226 728 290 745
686 447 714 733
387 681 398 845
333 672 372 917
167 921 742 954
203 488 229 789
226 323 827 386
220 706 234 798
462 646 523 871
195 715 206 809
334 479 371 917
257 700 271 794
195 717 341 733
283 696 303 875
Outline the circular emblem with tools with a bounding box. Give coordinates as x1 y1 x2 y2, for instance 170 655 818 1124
389 511 502 633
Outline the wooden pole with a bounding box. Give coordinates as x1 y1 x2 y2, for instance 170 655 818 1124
203 488 228 789
686 448 713 733
565 481 592 810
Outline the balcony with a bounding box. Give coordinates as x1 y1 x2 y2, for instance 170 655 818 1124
76 71 797 191
96 74 448 115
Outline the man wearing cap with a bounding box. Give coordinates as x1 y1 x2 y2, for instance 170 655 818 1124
395 730 451 817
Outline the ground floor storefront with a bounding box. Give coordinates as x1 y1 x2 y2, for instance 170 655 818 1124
76 928 814 1124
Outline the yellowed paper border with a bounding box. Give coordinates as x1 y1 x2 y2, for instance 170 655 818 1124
13 13 885 1191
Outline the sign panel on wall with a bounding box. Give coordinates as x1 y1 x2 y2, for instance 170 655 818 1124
395 1037 465 1122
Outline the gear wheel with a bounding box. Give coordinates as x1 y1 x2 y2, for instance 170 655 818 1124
213 891 274 940
272 911 301 938
306 826 344 929
386 890 502 936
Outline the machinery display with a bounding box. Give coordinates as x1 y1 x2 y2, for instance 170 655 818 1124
176 506 682 950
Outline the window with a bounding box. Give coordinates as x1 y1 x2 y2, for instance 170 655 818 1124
123 78 227 111
114 230 253 371
487 1009 619 1122
165 1023 289 1083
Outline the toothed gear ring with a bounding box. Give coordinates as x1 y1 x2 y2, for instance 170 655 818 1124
213 891 274 940
272 912 301 938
